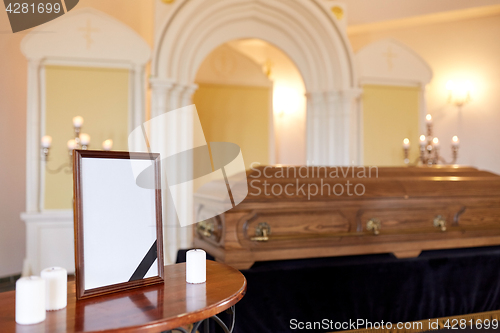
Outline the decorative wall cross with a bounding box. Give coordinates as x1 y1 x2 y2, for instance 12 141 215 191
78 19 99 50
383 47 397 71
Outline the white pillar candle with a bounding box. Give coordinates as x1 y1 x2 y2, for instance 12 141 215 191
41 267 67 311
186 249 206 284
15 276 46 325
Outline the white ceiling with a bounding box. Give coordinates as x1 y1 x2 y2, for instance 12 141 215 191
340 0 500 25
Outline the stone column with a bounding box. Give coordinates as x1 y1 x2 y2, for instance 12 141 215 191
176 83 198 250
306 88 362 166
149 78 199 263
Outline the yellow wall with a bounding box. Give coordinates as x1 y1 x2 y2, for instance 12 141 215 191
193 83 270 169
44 65 129 210
362 84 420 166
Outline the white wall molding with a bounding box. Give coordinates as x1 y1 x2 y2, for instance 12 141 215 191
21 8 150 65
21 211 74 276
355 38 432 87
25 59 42 214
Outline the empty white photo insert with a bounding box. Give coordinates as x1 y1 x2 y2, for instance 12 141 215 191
74 151 163 299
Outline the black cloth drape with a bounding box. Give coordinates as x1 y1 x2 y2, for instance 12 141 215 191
177 246 500 333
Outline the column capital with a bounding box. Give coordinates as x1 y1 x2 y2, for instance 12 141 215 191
177 82 198 93
149 77 176 92
340 87 363 99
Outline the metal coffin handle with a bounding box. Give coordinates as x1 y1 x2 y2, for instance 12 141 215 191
250 222 271 242
197 219 215 237
366 218 381 235
433 215 447 232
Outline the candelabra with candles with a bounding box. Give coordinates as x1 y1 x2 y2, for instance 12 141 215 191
41 116 114 174
403 114 460 166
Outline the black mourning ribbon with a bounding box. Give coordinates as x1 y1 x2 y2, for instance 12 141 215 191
129 240 157 282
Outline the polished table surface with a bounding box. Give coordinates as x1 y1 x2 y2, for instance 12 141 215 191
0 261 246 333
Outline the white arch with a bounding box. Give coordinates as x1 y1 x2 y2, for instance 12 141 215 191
150 0 361 262
153 0 355 90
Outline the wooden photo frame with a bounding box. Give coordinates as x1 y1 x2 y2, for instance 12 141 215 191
73 150 164 300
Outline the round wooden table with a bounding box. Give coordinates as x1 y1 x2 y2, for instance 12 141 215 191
0 261 246 333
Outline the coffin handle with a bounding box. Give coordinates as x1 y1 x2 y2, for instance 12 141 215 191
197 219 215 238
433 215 447 232
366 218 381 235
250 222 271 242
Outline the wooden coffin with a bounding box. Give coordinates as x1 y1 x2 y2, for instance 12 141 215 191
193 166 500 269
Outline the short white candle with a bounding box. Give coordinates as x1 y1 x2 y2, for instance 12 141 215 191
15 276 46 325
41 135 52 149
41 267 67 311
402 138 410 149
425 114 432 124
67 139 76 150
72 116 84 128
186 249 206 284
79 133 91 146
102 139 113 151
452 136 460 147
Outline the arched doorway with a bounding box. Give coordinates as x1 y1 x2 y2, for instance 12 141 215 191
193 39 308 167
151 0 360 165
150 0 360 261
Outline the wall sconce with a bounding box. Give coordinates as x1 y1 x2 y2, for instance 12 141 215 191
446 80 472 107
41 116 113 174
273 86 300 117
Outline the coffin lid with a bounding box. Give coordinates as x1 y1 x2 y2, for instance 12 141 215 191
194 166 500 203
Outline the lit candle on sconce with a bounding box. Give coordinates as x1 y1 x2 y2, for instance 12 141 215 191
446 80 472 107
402 138 410 149
79 133 90 149
72 116 84 128
432 137 440 147
41 135 52 149
402 138 410 165
425 114 432 125
452 136 460 147
102 139 113 151
419 135 426 147
67 139 77 151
